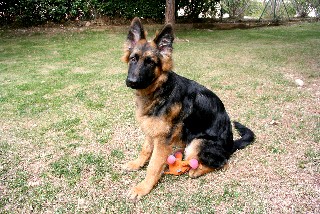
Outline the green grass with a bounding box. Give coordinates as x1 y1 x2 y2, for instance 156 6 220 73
1 22 320 213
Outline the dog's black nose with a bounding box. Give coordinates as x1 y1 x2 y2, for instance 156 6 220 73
126 78 138 88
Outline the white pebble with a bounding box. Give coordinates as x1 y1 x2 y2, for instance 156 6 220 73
295 79 304 87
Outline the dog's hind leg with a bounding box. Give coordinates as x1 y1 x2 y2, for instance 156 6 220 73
188 162 229 178
185 139 228 178
185 139 214 178
189 165 216 178
123 136 153 171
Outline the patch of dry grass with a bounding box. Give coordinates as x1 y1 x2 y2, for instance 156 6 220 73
0 22 319 213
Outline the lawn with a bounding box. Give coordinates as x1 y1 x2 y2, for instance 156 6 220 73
0 22 319 213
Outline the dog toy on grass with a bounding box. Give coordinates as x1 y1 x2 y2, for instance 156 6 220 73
164 151 199 175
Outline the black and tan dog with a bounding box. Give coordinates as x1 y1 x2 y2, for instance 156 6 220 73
122 17 255 200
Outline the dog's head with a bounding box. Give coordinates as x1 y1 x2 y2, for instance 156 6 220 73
122 17 174 90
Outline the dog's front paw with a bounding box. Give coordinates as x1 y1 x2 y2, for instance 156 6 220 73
127 181 152 201
123 160 142 171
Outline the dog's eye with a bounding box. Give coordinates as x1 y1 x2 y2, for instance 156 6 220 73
130 56 138 63
145 57 155 65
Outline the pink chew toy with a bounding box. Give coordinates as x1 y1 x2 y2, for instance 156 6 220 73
167 155 176 164
165 151 200 175
189 159 199 169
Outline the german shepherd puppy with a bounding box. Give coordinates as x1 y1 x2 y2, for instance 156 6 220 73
122 17 255 200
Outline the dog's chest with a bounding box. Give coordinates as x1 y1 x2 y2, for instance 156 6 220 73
135 97 169 138
135 96 181 139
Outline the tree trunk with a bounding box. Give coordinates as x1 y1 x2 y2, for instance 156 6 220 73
165 0 175 24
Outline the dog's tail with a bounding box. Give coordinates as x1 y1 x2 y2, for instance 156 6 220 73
232 121 255 153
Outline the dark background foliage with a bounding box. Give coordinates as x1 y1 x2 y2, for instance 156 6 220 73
0 0 166 26
0 0 318 27
0 0 216 27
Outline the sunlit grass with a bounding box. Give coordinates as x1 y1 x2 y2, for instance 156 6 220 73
0 22 319 213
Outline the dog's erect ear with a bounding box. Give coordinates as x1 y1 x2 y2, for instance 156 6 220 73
153 24 174 71
154 24 174 56
122 17 146 63
127 17 146 49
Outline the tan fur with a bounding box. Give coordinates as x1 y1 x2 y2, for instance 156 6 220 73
128 138 172 200
189 165 216 178
139 117 170 138
126 98 183 200
160 54 173 71
185 139 202 160
143 50 159 63
149 40 173 72
165 103 181 121
121 49 130 63
123 136 153 171
136 102 182 139
169 123 184 147
189 162 229 178
184 139 229 178
137 39 147 45
122 19 187 200
149 40 158 49
124 54 178 200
